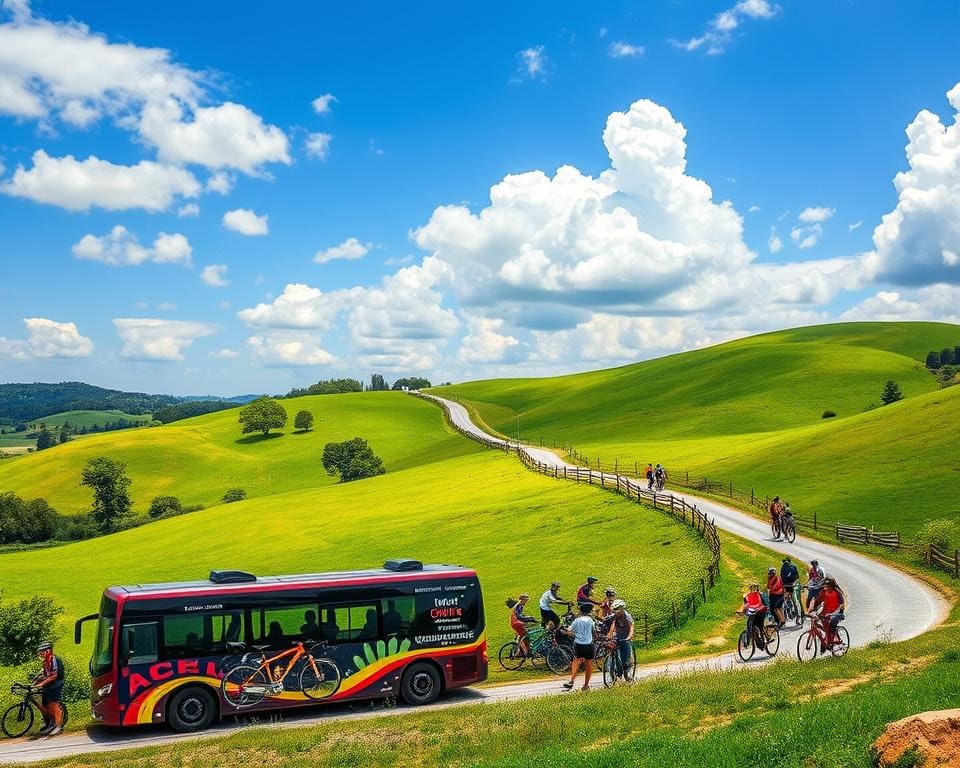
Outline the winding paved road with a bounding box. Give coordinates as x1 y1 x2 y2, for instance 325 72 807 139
0 394 947 764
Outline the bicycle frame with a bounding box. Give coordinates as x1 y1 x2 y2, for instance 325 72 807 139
247 643 319 685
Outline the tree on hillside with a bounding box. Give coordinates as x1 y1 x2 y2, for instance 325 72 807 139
148 495 183 518
926 350 940 369
880 380 904 405
322 438 386 482
940 347 955 367
294 409 314 432
59 422 71 444
80 457 132 532
369 373 389 391
0 597 63 666
238 397 288 436
391 377 431 391
954 346 960 367
0 492 60 544
35 427 55 451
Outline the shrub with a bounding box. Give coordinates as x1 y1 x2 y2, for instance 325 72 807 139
916 518 960 557
0 492 60 544
222 488 247 504
0 596 64 666
821 410 836 419
322 438 386 482
60 513 100 541
880 379 903 405
148 495 183 518
294 409 314 432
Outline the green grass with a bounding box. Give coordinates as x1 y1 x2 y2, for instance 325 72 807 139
0 393 479 514
28 410 151 429
32 576 960 768
0 450 716 701
442 322 960 537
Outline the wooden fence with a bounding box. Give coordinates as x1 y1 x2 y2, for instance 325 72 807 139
416 393 723 646
926 544 960 579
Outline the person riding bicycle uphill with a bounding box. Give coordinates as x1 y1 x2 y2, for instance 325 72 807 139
539 582 570 628
576 577 602 610
780 557 802 619
32 641 64 737
645 463 654 490
806 559 826 611
605 599 634 679
654 464 667 490
766 567 786 627
769 496 784 538
508 594 538 654
811 577 846 651
740 583 767 640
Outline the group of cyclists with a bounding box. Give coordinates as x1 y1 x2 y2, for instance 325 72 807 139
740 557 846 652
508 577 634 691
645 463 668 491
769 496 794 540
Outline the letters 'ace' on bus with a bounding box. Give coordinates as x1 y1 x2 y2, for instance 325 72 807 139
75 560 487 732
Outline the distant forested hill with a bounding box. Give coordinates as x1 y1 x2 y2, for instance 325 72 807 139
0 382 180 423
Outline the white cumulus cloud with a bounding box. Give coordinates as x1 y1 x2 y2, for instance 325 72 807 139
313 236 371 264
71 226 192 267
0 317 94 359
515 45 548 81
304 132 333 160
200 264 229 287
768 227 783 253
458 316 520 363
311 93 336 115
113 318 216 361
222 208 268 236
177 202 200 217
798 206 835 223
609 41 645 59
672 0 779 55
210 347 239 358
247 332 335 367
2 150 200 212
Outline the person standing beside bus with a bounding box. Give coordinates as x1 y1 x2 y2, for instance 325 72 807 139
33 641 65 737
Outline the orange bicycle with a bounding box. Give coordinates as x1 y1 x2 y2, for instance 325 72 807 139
221 640 341 708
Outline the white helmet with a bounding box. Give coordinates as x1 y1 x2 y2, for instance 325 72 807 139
612 599 627 610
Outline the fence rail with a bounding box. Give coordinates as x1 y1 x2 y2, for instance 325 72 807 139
416 394 723 646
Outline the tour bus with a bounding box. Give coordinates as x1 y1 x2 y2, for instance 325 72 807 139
74 559 487 732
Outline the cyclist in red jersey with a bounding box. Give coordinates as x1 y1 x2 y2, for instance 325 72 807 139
812 577 846 649
509 594 537 654
740 583 767 639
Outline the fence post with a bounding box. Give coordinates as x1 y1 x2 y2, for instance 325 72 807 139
729 482 733 498
685 470 689 483
614 458 618 473
635 461 639 476
835 524 840 541
644 614 649 646
926 544 932 566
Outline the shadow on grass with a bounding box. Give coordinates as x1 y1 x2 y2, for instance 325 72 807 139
291 429 314 436
234 432 286 445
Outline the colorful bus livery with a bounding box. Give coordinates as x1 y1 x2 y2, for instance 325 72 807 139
75 560 487 732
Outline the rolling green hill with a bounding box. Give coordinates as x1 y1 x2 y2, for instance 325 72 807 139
0 393 479 514
442 322 960 535
29 409 151 429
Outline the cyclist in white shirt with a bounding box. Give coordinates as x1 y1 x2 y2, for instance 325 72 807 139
562 604 597 691
539 582 569 627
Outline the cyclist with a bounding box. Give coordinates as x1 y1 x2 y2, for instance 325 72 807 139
780 557 802 620
766 567 785 627
806 559 826 612
33 641 65 737
811 577 846 651
769 496 784 538
562 604 596 691
576 577 602 610
606 599 634 679
539 582 569 628
599 587 617 619
655 464 667 491
509 594 537 654
740 583 767 642
645 463 654 490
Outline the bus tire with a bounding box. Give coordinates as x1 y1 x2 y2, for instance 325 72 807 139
400 662 442 706
166 685 217 733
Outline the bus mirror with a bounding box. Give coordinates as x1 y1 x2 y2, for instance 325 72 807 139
74 613 99 644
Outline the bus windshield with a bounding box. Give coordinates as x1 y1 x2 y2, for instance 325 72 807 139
90 595 117 677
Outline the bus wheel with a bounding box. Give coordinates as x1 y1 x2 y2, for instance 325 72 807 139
400 663 441 706
167 685 216 732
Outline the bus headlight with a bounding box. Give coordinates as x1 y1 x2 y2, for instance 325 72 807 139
97 683 113 697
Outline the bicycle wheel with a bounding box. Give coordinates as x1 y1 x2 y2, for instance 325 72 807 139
785 522 796 543
796 630 819 662
831 626 851 657
592 643 607 672
602 652 621 688
763 624 781 656
221 664 270 708
300 657 341 700
737 630 755 662
498 642 526 671
771 520 781 539
545 645 572 675
1 703 34 738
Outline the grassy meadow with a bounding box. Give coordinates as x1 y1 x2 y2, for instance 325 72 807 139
441 322 960 536
0 393 479 514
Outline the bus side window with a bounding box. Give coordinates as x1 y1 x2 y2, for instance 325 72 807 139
121 621 159 666
382 597 414 638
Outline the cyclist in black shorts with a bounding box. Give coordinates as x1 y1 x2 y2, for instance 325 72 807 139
33 641 65 737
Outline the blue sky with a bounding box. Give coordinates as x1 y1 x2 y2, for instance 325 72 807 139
0 0 958 395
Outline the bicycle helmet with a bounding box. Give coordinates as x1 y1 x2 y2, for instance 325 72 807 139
550 581 560 589
767 567 776 574
518 593 530 600
612 599 627 610
782 557 791 564
36 641 53 652
605 587 616 596
587 576 598 583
